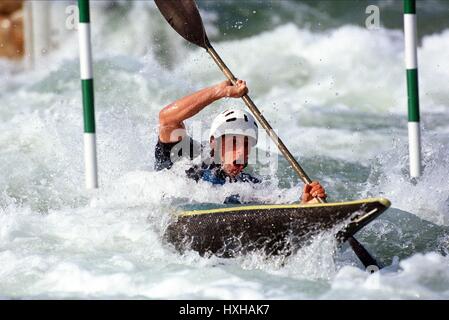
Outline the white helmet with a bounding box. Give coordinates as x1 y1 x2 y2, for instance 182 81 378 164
209 108 258 146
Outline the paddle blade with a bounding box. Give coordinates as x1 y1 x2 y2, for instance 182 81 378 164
154 0 209 49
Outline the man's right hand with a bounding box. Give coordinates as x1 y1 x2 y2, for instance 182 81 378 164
217 79 248 98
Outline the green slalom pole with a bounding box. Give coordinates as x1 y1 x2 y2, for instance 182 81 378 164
78 0 98 189
403 0 422 178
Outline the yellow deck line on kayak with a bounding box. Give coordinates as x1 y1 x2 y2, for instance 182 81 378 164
179 197 391 217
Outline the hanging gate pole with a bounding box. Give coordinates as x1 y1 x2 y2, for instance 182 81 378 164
78 0 98 189
403 0 422 178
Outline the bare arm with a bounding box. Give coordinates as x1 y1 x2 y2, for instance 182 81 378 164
158 80 248 143
301 181 327 204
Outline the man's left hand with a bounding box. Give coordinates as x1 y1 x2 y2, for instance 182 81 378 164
301 181 327 204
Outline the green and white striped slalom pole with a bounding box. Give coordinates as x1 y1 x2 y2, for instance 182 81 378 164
403 0 422 178
78 0 98 189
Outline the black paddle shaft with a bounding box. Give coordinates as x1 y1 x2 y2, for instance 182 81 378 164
154 0 381 270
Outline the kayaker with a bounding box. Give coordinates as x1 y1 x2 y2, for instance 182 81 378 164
155 79 327 204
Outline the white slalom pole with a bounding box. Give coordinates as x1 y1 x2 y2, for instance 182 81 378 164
78 0 98 189
31 1 51 58
403 0 422 178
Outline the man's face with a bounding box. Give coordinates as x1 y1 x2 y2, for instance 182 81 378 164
211 135 252 177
